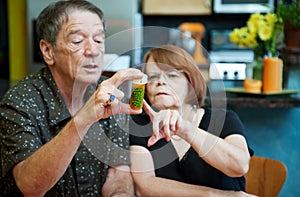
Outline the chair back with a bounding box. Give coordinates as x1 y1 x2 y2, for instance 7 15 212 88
245 156 287 197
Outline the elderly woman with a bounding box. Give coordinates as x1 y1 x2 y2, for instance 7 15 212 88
130 45 255 197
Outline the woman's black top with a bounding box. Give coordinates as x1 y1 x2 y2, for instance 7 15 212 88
130 107 254 191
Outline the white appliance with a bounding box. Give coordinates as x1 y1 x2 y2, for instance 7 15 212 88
209 62 246 80
213 0 275 14
208 29 254 80
26 0 142 73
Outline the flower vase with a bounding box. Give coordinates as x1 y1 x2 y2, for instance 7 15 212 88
252 57 263 81
262 57 283 93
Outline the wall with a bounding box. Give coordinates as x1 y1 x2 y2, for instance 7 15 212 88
236 108 300 196
0 1 9 97
143 14 250 51
0 1 9 80
7 0 28 86
236 73 300 196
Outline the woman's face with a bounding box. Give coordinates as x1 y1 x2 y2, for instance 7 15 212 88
145 56 190 110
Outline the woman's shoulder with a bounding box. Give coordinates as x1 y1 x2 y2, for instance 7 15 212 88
202 107 239 120
201 107 243 137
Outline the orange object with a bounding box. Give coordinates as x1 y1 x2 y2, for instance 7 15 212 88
130 75 147 110
244 78 262 93
130 84 145 110
179 22 207 65
262 57 283 93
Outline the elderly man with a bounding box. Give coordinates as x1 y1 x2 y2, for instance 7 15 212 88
0 0 145 196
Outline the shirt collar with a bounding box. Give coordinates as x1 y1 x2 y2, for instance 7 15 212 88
40 67 71 126
40 67 104 127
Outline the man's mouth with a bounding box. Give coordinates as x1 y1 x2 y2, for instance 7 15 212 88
83 64 98 69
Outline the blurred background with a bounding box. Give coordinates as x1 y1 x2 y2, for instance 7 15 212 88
1 0 300 196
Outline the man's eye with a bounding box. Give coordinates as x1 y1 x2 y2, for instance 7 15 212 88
95 40 103 44
72 40 83 45
95 36 105 44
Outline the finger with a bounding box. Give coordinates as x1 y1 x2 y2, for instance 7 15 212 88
104 102 142 119
105 94 116 106
96 84 115 103
162 110 171 141
169 111 178 132
147 135 160 147
99 82 123 100
175 117 182 131
112 88 124 101
115 102 142 114
142 99 155 120
109 68 146 87
151 115 160 139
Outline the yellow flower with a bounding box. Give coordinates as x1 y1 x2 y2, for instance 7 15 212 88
239 27 248 35
265 13 278 25
247 20 258 34
229 11 283 57
249 13 264 23
246 33 258 47
258 25 273 41
229 28 241 44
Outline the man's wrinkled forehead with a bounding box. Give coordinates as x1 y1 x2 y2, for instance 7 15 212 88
59 9 104 36
59 8 103 31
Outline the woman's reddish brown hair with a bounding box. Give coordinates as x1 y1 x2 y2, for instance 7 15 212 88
142 45 207 107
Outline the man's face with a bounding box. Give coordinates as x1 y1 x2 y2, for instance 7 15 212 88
51 10 105 85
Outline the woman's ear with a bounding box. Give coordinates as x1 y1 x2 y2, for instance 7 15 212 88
40 40 54 65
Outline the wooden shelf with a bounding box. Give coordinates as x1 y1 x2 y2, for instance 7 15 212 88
142 0 212 15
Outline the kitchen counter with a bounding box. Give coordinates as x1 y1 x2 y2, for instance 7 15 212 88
204 94 300 109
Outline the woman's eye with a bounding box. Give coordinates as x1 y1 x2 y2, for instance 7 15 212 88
148 75 159 80
167 73 179 78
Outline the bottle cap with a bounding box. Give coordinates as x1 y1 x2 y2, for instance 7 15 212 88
133 75 148 84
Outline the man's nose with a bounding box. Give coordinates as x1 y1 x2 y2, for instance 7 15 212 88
84 39 100 56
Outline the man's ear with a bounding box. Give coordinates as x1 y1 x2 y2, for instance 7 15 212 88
40 40 54 65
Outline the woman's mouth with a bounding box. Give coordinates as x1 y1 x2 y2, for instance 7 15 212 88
156 92 168 96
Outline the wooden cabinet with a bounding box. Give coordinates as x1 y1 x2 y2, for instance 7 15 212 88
142 0 212 15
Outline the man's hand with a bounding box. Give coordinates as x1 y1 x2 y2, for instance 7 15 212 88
75 68 146 130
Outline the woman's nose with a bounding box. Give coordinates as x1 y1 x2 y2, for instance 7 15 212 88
157 73 167 85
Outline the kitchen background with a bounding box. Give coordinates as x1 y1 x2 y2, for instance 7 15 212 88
1 0 300 196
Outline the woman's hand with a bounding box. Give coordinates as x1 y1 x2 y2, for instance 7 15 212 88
143 100 194 146
76 68 147 127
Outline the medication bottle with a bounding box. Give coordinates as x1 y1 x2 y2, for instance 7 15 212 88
130 75 147 110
